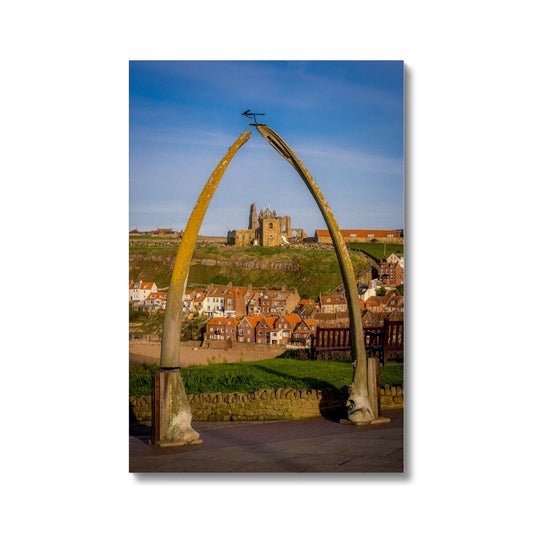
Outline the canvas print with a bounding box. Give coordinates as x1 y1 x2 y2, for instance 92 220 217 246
129 60 404 473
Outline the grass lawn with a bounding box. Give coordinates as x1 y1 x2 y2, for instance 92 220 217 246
349 242 404 261
129 358 404 397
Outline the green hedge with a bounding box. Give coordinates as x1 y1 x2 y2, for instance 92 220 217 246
129 359 404 397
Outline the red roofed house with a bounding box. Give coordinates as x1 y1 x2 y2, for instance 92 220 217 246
365 295 389 313
255 316 277 344
144 292 167 310
258 287 300 317
237 316 262 343
292 318 317 347
378 261 404 287
223 284 253 318
129 280 158 302
314 229 403 244
320 294 348 313
206 317 238 341
271 313 301 345
246 290 263 316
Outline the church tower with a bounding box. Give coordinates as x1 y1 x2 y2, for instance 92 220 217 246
249 203 258 230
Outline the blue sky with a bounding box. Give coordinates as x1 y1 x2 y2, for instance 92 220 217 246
129 61 404 236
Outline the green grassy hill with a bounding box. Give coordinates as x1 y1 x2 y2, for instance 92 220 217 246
129 238 369 299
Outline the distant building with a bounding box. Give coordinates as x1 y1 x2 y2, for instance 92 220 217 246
386 252 404 268
378 261 404 287
148 228 175 235
314 229 404 244
227 203 307 247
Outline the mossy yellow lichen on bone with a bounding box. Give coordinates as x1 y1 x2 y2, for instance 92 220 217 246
161 131 252 369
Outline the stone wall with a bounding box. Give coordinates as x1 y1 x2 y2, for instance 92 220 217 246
130 385 404 422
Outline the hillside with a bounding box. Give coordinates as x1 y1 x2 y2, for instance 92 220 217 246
129 237 370 299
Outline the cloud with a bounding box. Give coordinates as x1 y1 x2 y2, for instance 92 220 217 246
298 143 403 175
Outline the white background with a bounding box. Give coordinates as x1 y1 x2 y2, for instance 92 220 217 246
1 1 531 531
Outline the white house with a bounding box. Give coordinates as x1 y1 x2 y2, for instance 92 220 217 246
201 287 225 316
359 287 376 301
386 253 404 268
129 280 158 302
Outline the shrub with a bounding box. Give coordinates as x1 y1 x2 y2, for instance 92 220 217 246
129 307 149 322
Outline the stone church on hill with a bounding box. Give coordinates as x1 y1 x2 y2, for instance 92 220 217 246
227 203 307 247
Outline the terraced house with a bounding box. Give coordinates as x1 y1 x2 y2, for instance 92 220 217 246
222 285 253 318
183 289 207 315
237 316 262 343
292 318 318 346
143 291 167 310
270 313 301 345
202 287 226 317
320 294 347 313
206 317 238 341
258 286 300 316
255 316 277 344
378 261 404 287
129 280 157 302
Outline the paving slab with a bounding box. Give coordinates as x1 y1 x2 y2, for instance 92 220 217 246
130 409 404 474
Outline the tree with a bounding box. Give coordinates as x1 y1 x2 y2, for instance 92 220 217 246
376 286 387 296
394 284 404 296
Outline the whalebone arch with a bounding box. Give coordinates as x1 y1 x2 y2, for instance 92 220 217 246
157 124 375 445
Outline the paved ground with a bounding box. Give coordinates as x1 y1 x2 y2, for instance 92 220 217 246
130 409 404 473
